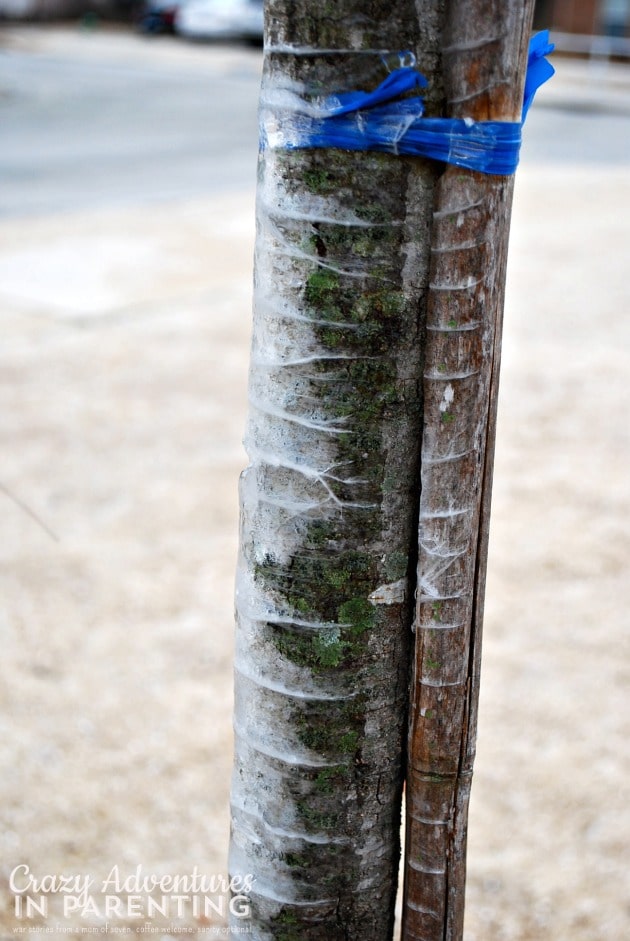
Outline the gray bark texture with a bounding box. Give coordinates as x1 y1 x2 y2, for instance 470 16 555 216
230 3 445 937
229 2 535 940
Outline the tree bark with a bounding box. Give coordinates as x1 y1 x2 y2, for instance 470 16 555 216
230 3 446 938
402 3 535 940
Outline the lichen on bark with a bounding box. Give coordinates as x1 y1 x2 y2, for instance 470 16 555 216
230 3 444 937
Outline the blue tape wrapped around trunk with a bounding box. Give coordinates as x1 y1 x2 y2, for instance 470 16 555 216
264 31 555 176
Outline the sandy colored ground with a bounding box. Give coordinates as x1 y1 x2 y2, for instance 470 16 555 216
1 30 629 941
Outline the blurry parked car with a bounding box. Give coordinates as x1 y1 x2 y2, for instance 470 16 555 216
137 0 180 33
174 0 263 42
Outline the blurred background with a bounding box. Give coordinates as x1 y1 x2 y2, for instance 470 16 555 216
0 3 629 940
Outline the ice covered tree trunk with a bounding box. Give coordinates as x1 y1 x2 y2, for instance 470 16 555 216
402 2 535 940
230 2 446 938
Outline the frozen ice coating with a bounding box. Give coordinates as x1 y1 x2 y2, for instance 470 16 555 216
230 39 439 934
368 578 407 605
230 20 551 936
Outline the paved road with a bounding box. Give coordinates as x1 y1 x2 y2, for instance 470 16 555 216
522 56 630 166
0 27 262 217
0 25 629 218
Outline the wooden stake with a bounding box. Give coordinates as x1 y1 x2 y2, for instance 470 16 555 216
402 3 536 939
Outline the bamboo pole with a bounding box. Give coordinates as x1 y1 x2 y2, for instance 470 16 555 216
402 3 536 939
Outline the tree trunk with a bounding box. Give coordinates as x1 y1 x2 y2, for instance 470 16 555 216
230 3 445 938
402 3 535 940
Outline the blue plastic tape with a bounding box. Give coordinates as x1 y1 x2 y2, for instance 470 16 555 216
522 30 555 119
268 31 555 175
